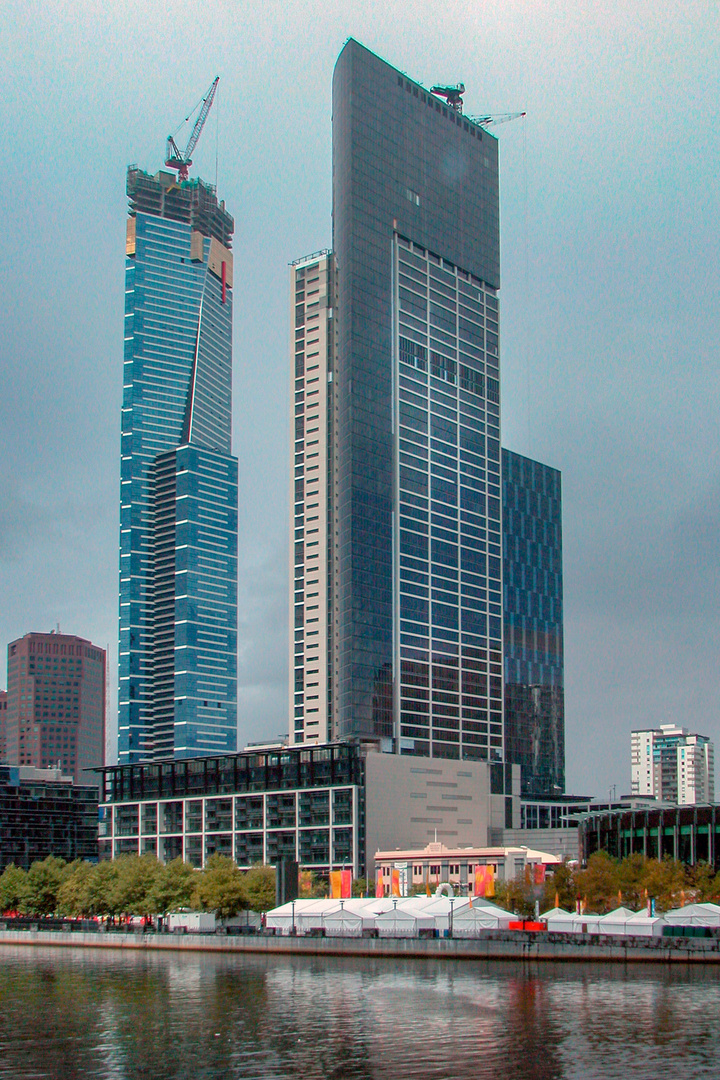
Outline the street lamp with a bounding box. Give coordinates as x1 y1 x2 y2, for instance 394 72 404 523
449 896 455 939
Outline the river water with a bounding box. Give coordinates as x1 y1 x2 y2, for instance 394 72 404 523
0 945 718 1079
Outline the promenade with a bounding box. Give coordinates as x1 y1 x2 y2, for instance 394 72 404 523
2 928 720 964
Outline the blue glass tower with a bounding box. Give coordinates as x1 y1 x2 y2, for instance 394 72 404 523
502 449 564 795
119 167 237 763
327 41 503 760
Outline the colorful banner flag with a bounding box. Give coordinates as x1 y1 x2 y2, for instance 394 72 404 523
474 864 495 897
391 869 400 897
485 864 495 897
375 875 384 898
330 871 342 899
341 869 352 899
533 864 546 886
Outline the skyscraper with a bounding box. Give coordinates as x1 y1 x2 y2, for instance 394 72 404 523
502 449 565 796
119 167 238 763
3 632 105 784
291 41 503 761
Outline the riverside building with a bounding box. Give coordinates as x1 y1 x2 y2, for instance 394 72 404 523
119 166 238 763
98 744 519 877
291 41 503 762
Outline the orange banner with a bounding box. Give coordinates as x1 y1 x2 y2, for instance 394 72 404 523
330 871 342 898
533 864 546 886
391 869 400 897
376 875 384 898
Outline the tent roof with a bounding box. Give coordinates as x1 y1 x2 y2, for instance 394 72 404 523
541 907 572 919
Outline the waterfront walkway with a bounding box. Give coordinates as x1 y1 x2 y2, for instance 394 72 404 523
2 928 720 964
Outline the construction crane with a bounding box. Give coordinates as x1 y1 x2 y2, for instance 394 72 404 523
165 76 219 181
469 112 526 129
430 83 466 113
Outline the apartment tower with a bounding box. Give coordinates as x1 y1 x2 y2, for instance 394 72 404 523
119 167 238 763
632 725 715 805
291 41 503 761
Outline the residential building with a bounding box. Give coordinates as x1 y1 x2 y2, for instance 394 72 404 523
291 40 503 762
502 449 565 796
4 633 105 785
289 251 336 745
119 166 238 763
0 765 98 871
631 725 715 805
97 742 520 877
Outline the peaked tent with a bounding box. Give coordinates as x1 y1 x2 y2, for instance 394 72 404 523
625 911 666 937
597 907 638 936
452 903 513 935
664 902 720 927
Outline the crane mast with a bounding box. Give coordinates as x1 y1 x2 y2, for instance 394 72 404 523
165 76 220 182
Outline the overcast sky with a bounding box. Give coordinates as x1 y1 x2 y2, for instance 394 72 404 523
1 1 718 796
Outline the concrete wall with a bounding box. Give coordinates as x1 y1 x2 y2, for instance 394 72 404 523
364 754 492 867
502 827 580 863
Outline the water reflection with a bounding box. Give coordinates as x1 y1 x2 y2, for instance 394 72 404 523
0 947 717 1079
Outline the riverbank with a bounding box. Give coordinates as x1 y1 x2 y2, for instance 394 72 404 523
2 928 720 964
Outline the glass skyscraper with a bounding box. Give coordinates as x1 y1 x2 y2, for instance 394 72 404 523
119 167 238 763
291 41 503 762
502 449 564 795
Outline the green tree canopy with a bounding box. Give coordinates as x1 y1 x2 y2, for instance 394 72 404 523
146 858 196 915
0 864 27 913
241 865 276 912
19 856 68 916
109 855 160 917
192 854 246 918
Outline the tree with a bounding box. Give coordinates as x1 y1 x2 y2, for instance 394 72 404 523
109 855 160 917
146 858 196 915
241 865 276 912
192 854 246 918
495 872 537 919
617 852 646 910
85 860 120 916
20 856 67 915
574 852 619 913
0 864 27 913
643 857 687 912
542 861 577 911
689 861 720 903
57 860 94 917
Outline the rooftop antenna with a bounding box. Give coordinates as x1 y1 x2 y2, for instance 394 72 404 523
165 76 220 182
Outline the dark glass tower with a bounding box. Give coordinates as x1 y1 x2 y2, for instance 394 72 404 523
502 449 565 795
326 41 503 760
119 167 238 763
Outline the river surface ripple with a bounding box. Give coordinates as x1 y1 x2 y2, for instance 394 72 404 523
0 945 717 1079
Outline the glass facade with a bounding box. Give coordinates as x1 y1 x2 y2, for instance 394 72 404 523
331 40 501 756
502 449 564 796
98 744 363 873
394 238 502 760
119 168 237 763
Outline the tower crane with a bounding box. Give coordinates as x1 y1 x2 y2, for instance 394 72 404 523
469 112 526 129
430 84 466 112
165 76 219 181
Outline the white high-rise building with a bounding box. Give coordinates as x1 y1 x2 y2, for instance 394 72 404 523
631 724 715 805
